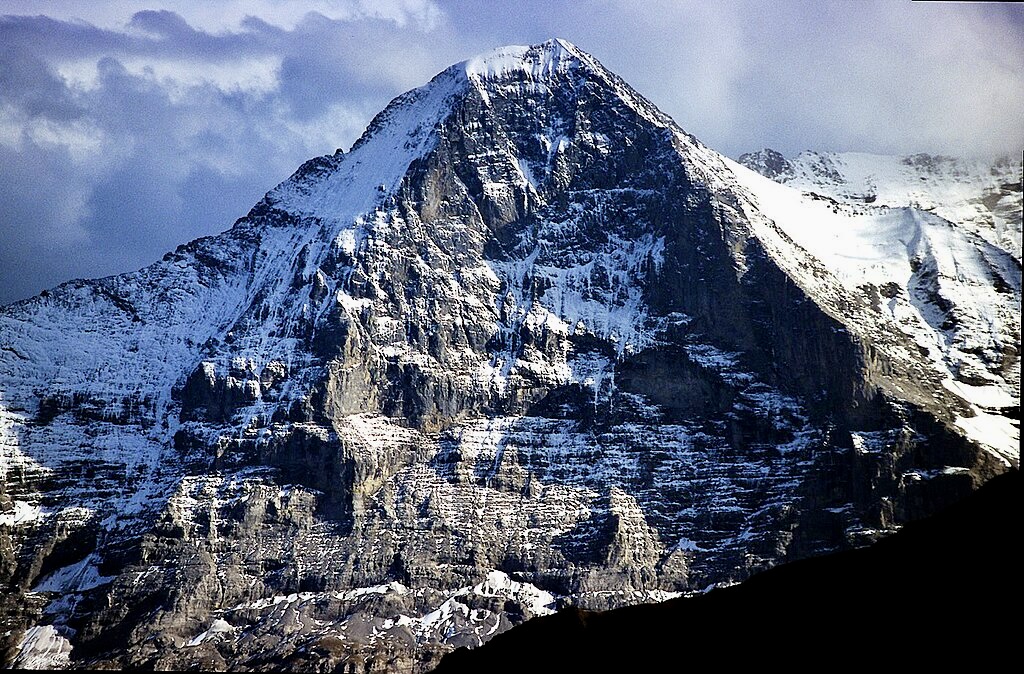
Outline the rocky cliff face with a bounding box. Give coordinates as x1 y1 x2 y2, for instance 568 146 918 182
1 40 1019 671
433 469 1022 673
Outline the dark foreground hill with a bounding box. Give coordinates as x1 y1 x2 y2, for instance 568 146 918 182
435 469 1021 672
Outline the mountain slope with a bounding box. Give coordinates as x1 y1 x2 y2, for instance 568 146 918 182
738 148 1022 262
1 40 1019 671
728 156 1020 461
434 469 1022 673
735 149 1020 461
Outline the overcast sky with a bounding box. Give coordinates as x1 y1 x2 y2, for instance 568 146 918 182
1 0 1022 305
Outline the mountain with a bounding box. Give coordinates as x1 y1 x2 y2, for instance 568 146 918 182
434 468 1022 673
1 40 1019 671
738 148 1022 262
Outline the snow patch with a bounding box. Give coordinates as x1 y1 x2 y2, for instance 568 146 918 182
0 499 42 526
726 156 1019 463
13 625 73 669
33 554 114 593
186 618 236 647
955 412 1018 466
464 39 583 82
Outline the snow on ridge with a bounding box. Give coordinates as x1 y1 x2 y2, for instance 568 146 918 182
271 69 467 221
269 40 602 221
461 38 683 146
463 38 584 81
742 149 1023 261
724 156 1020 463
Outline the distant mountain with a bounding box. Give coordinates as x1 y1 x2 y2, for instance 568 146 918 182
434 469 1021 673
2 40 1019 671
738 148 1022 261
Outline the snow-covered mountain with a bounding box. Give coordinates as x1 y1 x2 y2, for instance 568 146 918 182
1 40 1019 671
738 148 1022 261
734 149 1020 458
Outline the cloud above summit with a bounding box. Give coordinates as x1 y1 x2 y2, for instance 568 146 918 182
1 0 1022 304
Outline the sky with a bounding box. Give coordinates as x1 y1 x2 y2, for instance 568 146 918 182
1 0 1022 305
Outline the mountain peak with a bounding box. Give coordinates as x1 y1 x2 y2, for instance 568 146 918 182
736 148 794 180
461 38 591 82
276 38 669 220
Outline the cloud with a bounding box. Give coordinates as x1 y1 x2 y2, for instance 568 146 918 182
7 0 445 32
712 0 1024 157
0 5 449 304
0 1 1021 305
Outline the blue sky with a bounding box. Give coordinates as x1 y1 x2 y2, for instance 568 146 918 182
1 0 1022 304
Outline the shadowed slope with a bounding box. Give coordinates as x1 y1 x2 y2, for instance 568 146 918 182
435 469 1021 672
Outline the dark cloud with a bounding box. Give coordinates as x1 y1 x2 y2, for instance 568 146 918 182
0 49 82 121
273 16 451 120
0 1 1021 305
0 141 85 303
0 14 134 61
128 9 196 37
0 9 432 304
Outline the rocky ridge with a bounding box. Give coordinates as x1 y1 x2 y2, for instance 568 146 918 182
1 40 1019 671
